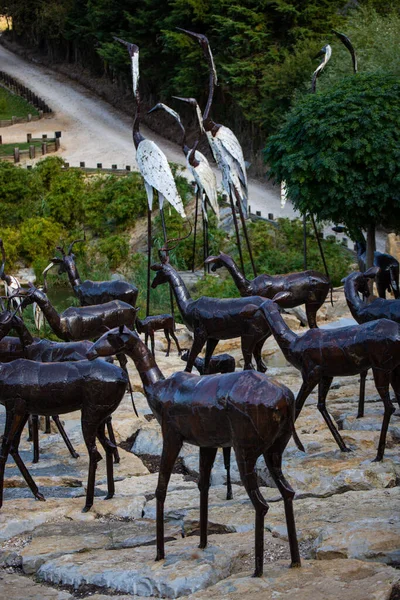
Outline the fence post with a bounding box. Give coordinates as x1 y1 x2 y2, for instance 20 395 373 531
42 134 47 140
55 137 60 150
97 163 102 169
27 133 32 143
80 161 85 168
29 145 35 159
41 142 47 155
14 148 20 163
0 136 2 145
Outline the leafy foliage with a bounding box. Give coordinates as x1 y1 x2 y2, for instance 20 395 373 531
264 73 400 239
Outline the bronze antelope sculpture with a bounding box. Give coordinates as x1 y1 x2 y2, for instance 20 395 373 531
355 238 399 299
14 282 137 342
0 358 128 512
135 312 182 357
48 240 139 307
87 326 303 577
343 268 400 417
240 294 400 461
182 349 236 500
151 253 272 373
0 329 121 464
205 252 331 329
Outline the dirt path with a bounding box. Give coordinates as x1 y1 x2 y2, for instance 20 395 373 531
0 42 300 222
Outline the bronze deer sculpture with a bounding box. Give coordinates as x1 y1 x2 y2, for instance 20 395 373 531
87 326 303 577
181 349 236 500
0 359 128 512
240 293 400 461
205 252 330 328
343 267 400 417
135 313 182 357
151 254 272 373
49 240 139 307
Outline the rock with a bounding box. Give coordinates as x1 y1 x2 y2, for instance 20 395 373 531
20 519 182 575
188 559 400 600
97 472 197 498
0 571 73 599
35 532 253 598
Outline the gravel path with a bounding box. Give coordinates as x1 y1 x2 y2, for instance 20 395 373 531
0 42 297 222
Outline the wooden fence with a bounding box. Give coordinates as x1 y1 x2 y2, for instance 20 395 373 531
0 71 52 127
0 131 61 162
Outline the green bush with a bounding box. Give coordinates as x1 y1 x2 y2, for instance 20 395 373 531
97 234 130 269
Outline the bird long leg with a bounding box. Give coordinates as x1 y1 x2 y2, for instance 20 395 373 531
357 370 368 418
146 207 152 317
192 189 199 273
97 423 116 501
372 369 395 462
160 205 175 321
318 377 350 452
237 199 257 278
198 447 218 549
230 194 246 277
52 416 79 459
156 429 183 560
234 446 268 577
263 450 300 568
222 447 233 500
105 416 120 464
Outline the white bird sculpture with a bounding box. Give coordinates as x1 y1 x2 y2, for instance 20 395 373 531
174 29 256 277
115 37 186 315
311 44 332 93
148 102 218 272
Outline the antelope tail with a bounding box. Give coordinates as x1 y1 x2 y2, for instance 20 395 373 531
291 418 305 452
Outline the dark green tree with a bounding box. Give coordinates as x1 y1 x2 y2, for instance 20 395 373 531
264 72 400 266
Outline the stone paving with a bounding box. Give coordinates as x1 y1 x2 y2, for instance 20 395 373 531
0 304 399 598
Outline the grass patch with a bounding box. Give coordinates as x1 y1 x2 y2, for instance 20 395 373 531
0 140 43 157
0 86 39 120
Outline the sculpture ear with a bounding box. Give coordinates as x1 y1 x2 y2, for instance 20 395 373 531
364 266 379 279
272 291 292 304
204 255 217 265
238 303 260 319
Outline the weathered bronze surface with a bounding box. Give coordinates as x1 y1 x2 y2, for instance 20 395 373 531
181 349 236 500
0 358 128 511
0 331 120 464
87 326 303 577
49 241 139 306
240 293 400 461
136 313 182 357
151 255 271 372
343 268 400 323
205 252 330 328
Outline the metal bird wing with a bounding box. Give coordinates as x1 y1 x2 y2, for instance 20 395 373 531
215 125 248 191
136 139 186 218
187 151 219 219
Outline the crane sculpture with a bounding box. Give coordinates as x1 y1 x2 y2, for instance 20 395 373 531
332 29 357 73
148 102 218 273
174 29 256 278
115 37 186 318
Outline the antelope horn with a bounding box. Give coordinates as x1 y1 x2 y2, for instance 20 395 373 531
67 238 85 255
42 262 55 293
160 220 193 255
56 245 66 257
